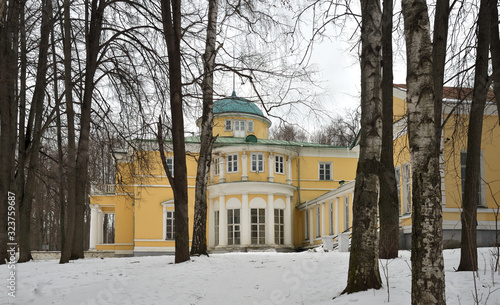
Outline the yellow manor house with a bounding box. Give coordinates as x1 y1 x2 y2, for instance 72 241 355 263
90 87 500 256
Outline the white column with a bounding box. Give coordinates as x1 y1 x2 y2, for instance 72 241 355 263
267 153 274 182
218 195 227 246
321 203 325 237
241 151 248 181
284 195 292 246
219 156 226 183
286 157 292 184
335 198 339 234
97 210 104 244
241 193 250 245
208 197 215 247
266 193 275 244
309 209 313 245
89 204 99 249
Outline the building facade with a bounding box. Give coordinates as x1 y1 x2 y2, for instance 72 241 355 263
90 87 500 256
90 92 358 256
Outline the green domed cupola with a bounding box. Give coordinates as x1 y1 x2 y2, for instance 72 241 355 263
213 91 265 117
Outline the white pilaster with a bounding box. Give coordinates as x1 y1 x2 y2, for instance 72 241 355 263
208 197 215 247
218 195 227 246
335 198 339 234
219 156 226 182
97 210 104 244
266 193 275 244
284 195 292 246
267 153 274 182
309 209 313 245
241 193 250 245
89 204 99 249
286 157 292 184
241 151 248 181
321 203 325 237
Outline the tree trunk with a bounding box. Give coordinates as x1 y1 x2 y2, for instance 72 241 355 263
378 0 399 259
457 0 492 272
490 2 500 124
191 0 219 257
19 0 52 263
402 0 446 303
71 0 106 260
161 0 190 264
60 0 77 264
0 0 20 265
343 0 383 293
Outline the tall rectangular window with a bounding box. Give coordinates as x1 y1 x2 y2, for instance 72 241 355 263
251 153 265 172
274 209 284 244
228 209 241 245
395 166 401 209
275 155 284 174
251 208 265 244
329 201 334 235
165 211 175 240
319 162 332 180
402 163 411 214
461 151 485 207
214 211 219 246
316 206 321 237
225 120 232 131
248 121 254 132
305 209 309 240
214 157 219 175
227 154 238 173
344 196 349 231
167 157 174 176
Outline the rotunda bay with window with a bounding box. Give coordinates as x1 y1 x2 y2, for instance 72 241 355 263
90 92 359 256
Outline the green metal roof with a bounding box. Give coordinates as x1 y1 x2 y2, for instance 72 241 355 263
184 136 347 149
213 91 265 117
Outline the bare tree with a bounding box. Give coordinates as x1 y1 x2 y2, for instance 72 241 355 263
0 0 21 265
271 124 308 142
343 0 382 294
191 0 219 257
160 0 190 264
457 0 493 272
402 0 446 303
378 0 399 260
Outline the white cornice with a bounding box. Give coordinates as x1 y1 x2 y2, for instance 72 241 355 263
208 181 296 198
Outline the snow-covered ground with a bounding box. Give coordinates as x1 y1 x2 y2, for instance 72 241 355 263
2 247 500 305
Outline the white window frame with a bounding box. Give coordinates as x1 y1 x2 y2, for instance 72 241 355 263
214 157 220 176
344 196 349 231
275 154 285 174
395 166 401 210
274 208 284 244
234 120 245 131
460 150 486 207
251 153 265 173
227 153 239 173
225 120 232 131
402 162 411 214
165 210 175 240
319 162 332 181
214 211 219 246
251 208 265 244
248 121 254 132
166 157 174 176
227 209 240 245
